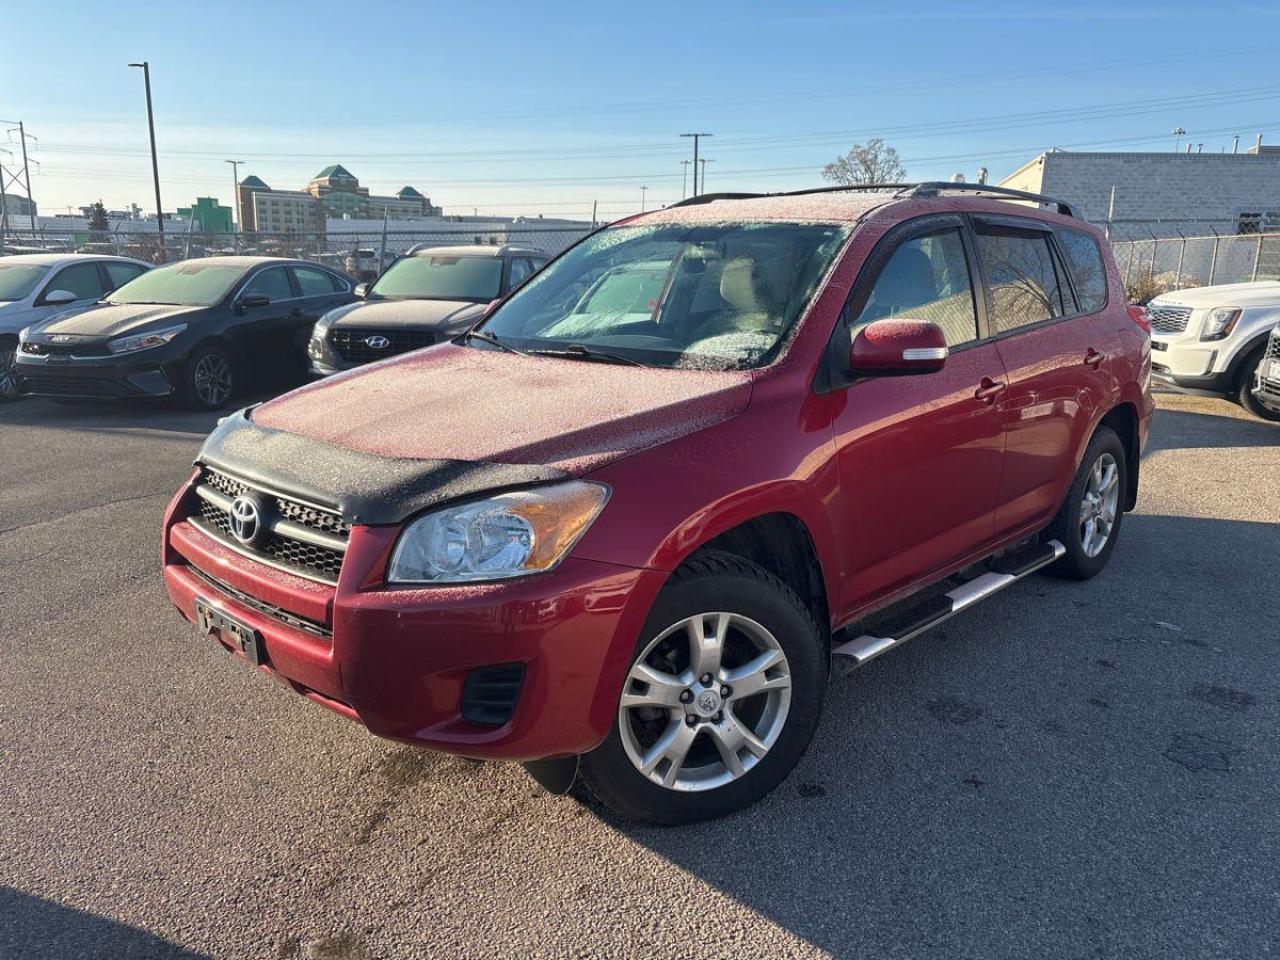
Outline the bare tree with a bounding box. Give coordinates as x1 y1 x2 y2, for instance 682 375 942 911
822 139 906 186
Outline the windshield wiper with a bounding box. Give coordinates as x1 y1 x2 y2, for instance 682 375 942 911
461 328 526 355
531 343 646 367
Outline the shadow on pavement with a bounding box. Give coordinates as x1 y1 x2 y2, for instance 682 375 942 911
0 887 211 960
588 511 1279 957
1145 404 1280 454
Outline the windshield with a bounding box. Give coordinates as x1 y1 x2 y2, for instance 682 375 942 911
0 263 50 302
477 222 848 369
371 254 503 302
107 262 247 306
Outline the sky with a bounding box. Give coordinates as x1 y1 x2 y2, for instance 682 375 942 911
5 0 1280 222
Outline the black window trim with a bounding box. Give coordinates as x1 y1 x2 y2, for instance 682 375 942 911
968 214 1108 342
814 212 986 394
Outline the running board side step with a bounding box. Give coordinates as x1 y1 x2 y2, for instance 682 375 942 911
832 540 1065 672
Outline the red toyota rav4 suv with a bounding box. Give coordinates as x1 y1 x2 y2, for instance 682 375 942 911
162 184 1153 824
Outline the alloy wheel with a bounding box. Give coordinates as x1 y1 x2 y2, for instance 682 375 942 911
0 347 17 401
193 353 232 407
1080 451 1120 558
618 612 792 792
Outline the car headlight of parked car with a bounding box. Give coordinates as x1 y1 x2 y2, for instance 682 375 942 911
107 324 187 355
1201 307 1242 341
387 481 609 584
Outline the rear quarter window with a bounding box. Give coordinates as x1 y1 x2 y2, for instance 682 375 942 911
1057 229 1108 314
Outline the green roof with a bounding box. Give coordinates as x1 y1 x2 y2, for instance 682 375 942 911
315 164 355 180
240 175 269 189
396 185 424 198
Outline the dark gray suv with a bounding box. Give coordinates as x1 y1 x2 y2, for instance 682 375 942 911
307 244 548 374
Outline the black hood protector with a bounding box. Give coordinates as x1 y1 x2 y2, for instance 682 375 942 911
196 409 570 526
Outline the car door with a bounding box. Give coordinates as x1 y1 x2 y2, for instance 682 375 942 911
33 261 110 324
233 265 298 363
289 264 352 341
828 216 1009 613
971 217 1112 537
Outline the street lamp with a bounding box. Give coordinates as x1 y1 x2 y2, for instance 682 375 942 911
699 158 714 193
679 133 712 197
1171 127 1186 153
128 61 165 261
641 185 648 212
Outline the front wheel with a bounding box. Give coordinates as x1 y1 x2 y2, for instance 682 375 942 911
1045 425 1127 580
180 345 236 411
1237 346 1280 422
0 342 18 402
579 551 826 825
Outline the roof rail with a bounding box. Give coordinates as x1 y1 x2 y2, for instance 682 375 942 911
903 182 1076 217
664 182 1076 218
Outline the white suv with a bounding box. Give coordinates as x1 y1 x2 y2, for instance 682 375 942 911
1146 281 1280 421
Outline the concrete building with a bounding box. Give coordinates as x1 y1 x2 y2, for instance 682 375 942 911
237 165 440 233
999 141 1280 239
3 194 37 217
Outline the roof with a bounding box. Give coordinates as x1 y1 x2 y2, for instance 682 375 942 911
405 243 549 258
0 253 149 267
315 164 355 180
239 175 269 189
632 191 893 225
396 185 424 198
160 256 311 270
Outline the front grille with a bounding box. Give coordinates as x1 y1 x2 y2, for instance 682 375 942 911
329 328 437 364
17 374 119 397
461 663 526 726
21 341 110 357
1266 330 1280 362
190 467 349 584
1146 304 1192 334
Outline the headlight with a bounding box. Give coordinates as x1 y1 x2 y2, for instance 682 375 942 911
387 481 609 584
1200 307 1241 341
107 324 187 355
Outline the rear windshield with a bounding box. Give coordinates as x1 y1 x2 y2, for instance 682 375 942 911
0 263 50 301
478 222 849 369
370 255 504 302
107 262 246 306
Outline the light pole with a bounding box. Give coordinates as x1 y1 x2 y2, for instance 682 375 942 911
699 158 714 194
128 61 165 261
641 185 648 212
1171 127 1186 153
680 160 691 200
679 132 712 197
224 159 243 235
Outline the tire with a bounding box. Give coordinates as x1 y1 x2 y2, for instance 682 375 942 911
1044 425 1127 581
579 550 827 825
180 345 236 411
1237 346 1280 422
0 341 17 403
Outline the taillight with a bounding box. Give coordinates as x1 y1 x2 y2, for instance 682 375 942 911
1127 304 1151 334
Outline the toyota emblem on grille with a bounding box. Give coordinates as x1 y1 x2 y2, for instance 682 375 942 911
364 335 391 349
228 495 262 545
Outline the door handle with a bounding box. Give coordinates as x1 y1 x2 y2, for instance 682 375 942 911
1084 348 1107 368
974 377 1006 404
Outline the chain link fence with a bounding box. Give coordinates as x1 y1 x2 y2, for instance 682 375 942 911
1108 231 1280 300
0 224 595 278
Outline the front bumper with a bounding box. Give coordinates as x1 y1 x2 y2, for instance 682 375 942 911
16 351 176 400
162 486 666 760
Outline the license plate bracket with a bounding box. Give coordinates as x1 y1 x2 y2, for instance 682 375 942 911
195 597 266 666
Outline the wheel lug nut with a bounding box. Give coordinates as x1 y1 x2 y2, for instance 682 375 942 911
714 711 723 723
720 685 731 697
700 673 713 685
679 689 693 704
685 715 697 727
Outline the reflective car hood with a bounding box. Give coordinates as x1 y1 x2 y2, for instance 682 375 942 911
28 302 204 340
323 298 486 333
1153 281 1280 309
253 342 753 474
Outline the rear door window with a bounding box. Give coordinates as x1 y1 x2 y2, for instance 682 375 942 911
103 262 147 290
851 229 979 347
1056 229 1108 314
974 227 1066 333
293 265 341 297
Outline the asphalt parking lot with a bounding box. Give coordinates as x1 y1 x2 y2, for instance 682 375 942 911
1 389 1278 960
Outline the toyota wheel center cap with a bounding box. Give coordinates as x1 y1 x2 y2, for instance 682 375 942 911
693 689 722 717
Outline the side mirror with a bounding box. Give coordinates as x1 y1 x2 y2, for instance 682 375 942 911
42 289 78 306
849 318 948 375
354 283 369 298
236 293 271 312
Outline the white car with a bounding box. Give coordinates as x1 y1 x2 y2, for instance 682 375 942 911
1146 281 1280 421
0 253 151 401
